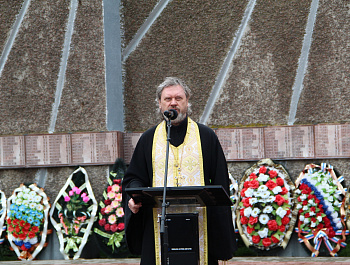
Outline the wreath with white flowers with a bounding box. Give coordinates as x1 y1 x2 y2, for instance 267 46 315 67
236 159 297 250
0 190 6 244
6 184 50 260
295 163 348 257
50 167 98 260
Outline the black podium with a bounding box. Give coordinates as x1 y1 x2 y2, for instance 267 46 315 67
126 185 232 265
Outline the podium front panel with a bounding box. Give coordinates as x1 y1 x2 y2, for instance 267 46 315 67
167 213 199 265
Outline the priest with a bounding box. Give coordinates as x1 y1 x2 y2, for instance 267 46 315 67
122 77 237 265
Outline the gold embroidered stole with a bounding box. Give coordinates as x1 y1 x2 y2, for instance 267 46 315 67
152 118 208 265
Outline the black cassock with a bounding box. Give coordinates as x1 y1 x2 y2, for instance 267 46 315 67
122 117 237 264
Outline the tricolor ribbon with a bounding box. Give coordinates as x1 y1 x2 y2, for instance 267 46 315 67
312 230 334 256
297 222 348 257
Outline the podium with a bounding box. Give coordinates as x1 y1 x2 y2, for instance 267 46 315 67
126 185 232 265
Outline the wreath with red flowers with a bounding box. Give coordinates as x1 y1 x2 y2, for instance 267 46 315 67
94 159 128 257
6 184 50 260
237 159 297 250
295 163 347 257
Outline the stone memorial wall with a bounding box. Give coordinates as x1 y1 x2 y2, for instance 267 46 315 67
1 124 349 169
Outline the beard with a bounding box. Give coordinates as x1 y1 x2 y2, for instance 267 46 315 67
171 111 187 125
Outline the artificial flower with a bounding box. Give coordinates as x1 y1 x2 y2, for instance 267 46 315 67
116 207 124 218
244 207 252 217
258 228 269 238
263 206 273 214
107 191 116 199
251 208 261 218
252 235 261 244
262 238 272 247
111 200 120 208
108 214 117 224
259 214 269 225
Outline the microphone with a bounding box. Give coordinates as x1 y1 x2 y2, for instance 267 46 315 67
163 109 178 120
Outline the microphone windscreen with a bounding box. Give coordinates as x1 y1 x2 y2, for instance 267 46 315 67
169 109 178 120
163 109 178 120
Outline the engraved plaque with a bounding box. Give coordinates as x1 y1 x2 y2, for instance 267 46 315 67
341 124 350 156
0 135 25 167
264 126 314 159
94 132 120 163
315 124 350 157
25 134 71 166
71 132 120 165
216 128 264 161
123 132 142 164
47 134 71 165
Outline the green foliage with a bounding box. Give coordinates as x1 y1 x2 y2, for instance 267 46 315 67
233 234 258 257
337 236 350 257
0 241 17 261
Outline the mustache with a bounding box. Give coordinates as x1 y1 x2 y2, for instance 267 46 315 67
167 107 180 111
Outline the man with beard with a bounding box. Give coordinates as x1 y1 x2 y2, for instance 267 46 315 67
122 77 236 265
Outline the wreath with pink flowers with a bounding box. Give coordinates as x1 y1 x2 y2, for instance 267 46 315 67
236 159 297 250
50 167 98 260
94 159 127 257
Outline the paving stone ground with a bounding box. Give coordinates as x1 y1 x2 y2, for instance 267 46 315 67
2 257 350 265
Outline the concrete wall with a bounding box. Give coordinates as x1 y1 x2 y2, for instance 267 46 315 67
121 0 350 178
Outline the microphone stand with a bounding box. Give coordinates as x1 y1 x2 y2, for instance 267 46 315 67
160 117 172 265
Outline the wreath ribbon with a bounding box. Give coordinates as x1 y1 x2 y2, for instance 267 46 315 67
296 223 349 257
313 230 334 256
64 236 82 252
20 250 33 260
329 209 348 256
94 228 125 251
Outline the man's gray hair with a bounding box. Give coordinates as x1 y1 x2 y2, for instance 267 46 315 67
156 77 192 115
156 77 191 100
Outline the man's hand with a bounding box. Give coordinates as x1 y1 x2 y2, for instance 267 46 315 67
128 198 142 214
